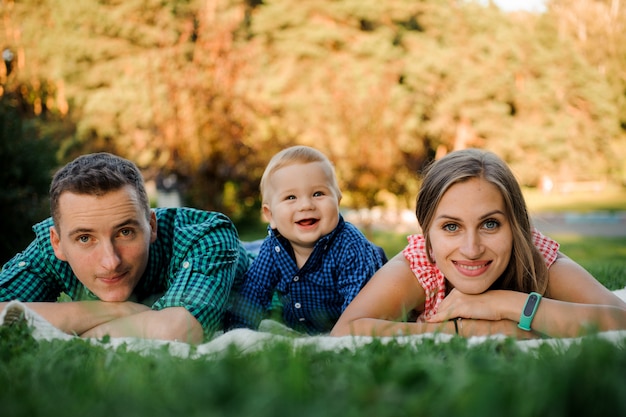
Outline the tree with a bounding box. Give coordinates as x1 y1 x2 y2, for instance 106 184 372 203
4 0 624 226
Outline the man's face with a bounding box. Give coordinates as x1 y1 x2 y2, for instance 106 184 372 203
50 185 157 302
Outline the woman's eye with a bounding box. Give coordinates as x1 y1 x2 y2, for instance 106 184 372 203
483 220 500 230
443 223 458 232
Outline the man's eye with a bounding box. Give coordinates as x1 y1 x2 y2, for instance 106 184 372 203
77 235 90 243
120 228 134 237
443 223 458 232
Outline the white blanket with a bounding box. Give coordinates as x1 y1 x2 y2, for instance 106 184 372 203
2 287 626 358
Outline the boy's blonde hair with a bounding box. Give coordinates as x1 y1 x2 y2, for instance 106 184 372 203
260 146 342 205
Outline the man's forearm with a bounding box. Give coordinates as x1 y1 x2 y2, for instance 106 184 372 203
0 301 150 335
80 307 203 343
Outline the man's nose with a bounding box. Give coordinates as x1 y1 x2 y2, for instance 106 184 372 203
99 240 122 270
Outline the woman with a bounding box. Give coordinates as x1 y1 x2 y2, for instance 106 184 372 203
331 149 626 338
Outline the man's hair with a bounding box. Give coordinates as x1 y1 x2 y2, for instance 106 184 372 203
259 145 342 204
415 148 549 295
49 153 151 227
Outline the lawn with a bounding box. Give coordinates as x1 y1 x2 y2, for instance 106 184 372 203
1 317 625 417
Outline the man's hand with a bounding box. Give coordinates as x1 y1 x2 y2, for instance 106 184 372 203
1 301 202 343
80 307 203 343
0 301 151 335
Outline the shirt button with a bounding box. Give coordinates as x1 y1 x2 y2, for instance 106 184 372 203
293 276 299 282
294 302 302 309
18 261 27 267
182 261 190 269
274 246 281 253
299 318 306 322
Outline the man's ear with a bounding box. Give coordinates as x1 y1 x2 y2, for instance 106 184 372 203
262 204 276 229
50 226 67 261
149 211 158 243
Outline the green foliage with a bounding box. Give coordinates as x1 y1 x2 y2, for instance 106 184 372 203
2 0 625 220
0 81 61 263
0 331 624 417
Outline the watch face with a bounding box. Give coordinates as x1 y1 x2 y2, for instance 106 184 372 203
523 294 539 316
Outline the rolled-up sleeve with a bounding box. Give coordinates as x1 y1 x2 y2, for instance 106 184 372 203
150 211 250 332
0 227 68 302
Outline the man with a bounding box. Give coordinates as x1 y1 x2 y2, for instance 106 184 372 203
0 153 251 343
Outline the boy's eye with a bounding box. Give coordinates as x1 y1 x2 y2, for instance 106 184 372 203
313 191 324 197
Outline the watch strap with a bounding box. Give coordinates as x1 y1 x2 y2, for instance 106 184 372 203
518 292 542 331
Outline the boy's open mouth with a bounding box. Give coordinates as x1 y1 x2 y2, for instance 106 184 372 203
296 218 318 226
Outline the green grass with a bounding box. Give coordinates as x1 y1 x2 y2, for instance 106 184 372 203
1 319 625 417
3 323 626 416
554 235 626 290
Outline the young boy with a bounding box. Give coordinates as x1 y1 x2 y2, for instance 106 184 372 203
227 146 387 334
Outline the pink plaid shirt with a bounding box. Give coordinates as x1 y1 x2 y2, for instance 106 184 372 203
402 229 560 320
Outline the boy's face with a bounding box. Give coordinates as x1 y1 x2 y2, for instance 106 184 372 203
263 162 341 252
50 185 158 302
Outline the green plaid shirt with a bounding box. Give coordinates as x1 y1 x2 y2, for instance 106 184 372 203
0 207 251 332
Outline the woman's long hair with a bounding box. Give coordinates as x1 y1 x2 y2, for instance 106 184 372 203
415 149 549 295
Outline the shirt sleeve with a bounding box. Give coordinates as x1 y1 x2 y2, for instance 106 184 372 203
335 239 385 312
0 232 68 302
532 228 560 267
225 238 276 330
150 211 250 333
402 234 446 319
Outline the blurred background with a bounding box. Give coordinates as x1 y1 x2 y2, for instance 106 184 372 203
1 0 625 263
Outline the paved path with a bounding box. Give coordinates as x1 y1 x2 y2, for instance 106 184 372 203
532 212 626 237
345 209 626 237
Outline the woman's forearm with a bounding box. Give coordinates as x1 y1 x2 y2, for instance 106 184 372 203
331 317 456 337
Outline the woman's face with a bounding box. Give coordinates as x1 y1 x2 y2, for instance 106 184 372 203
428 177 513 294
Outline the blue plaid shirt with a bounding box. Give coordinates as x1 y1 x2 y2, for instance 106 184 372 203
226 216 386 334
0 208 251 332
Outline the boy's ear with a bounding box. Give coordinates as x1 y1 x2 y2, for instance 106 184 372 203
262 204 276 228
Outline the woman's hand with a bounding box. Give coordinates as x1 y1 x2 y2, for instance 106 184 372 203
426 289 521 323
